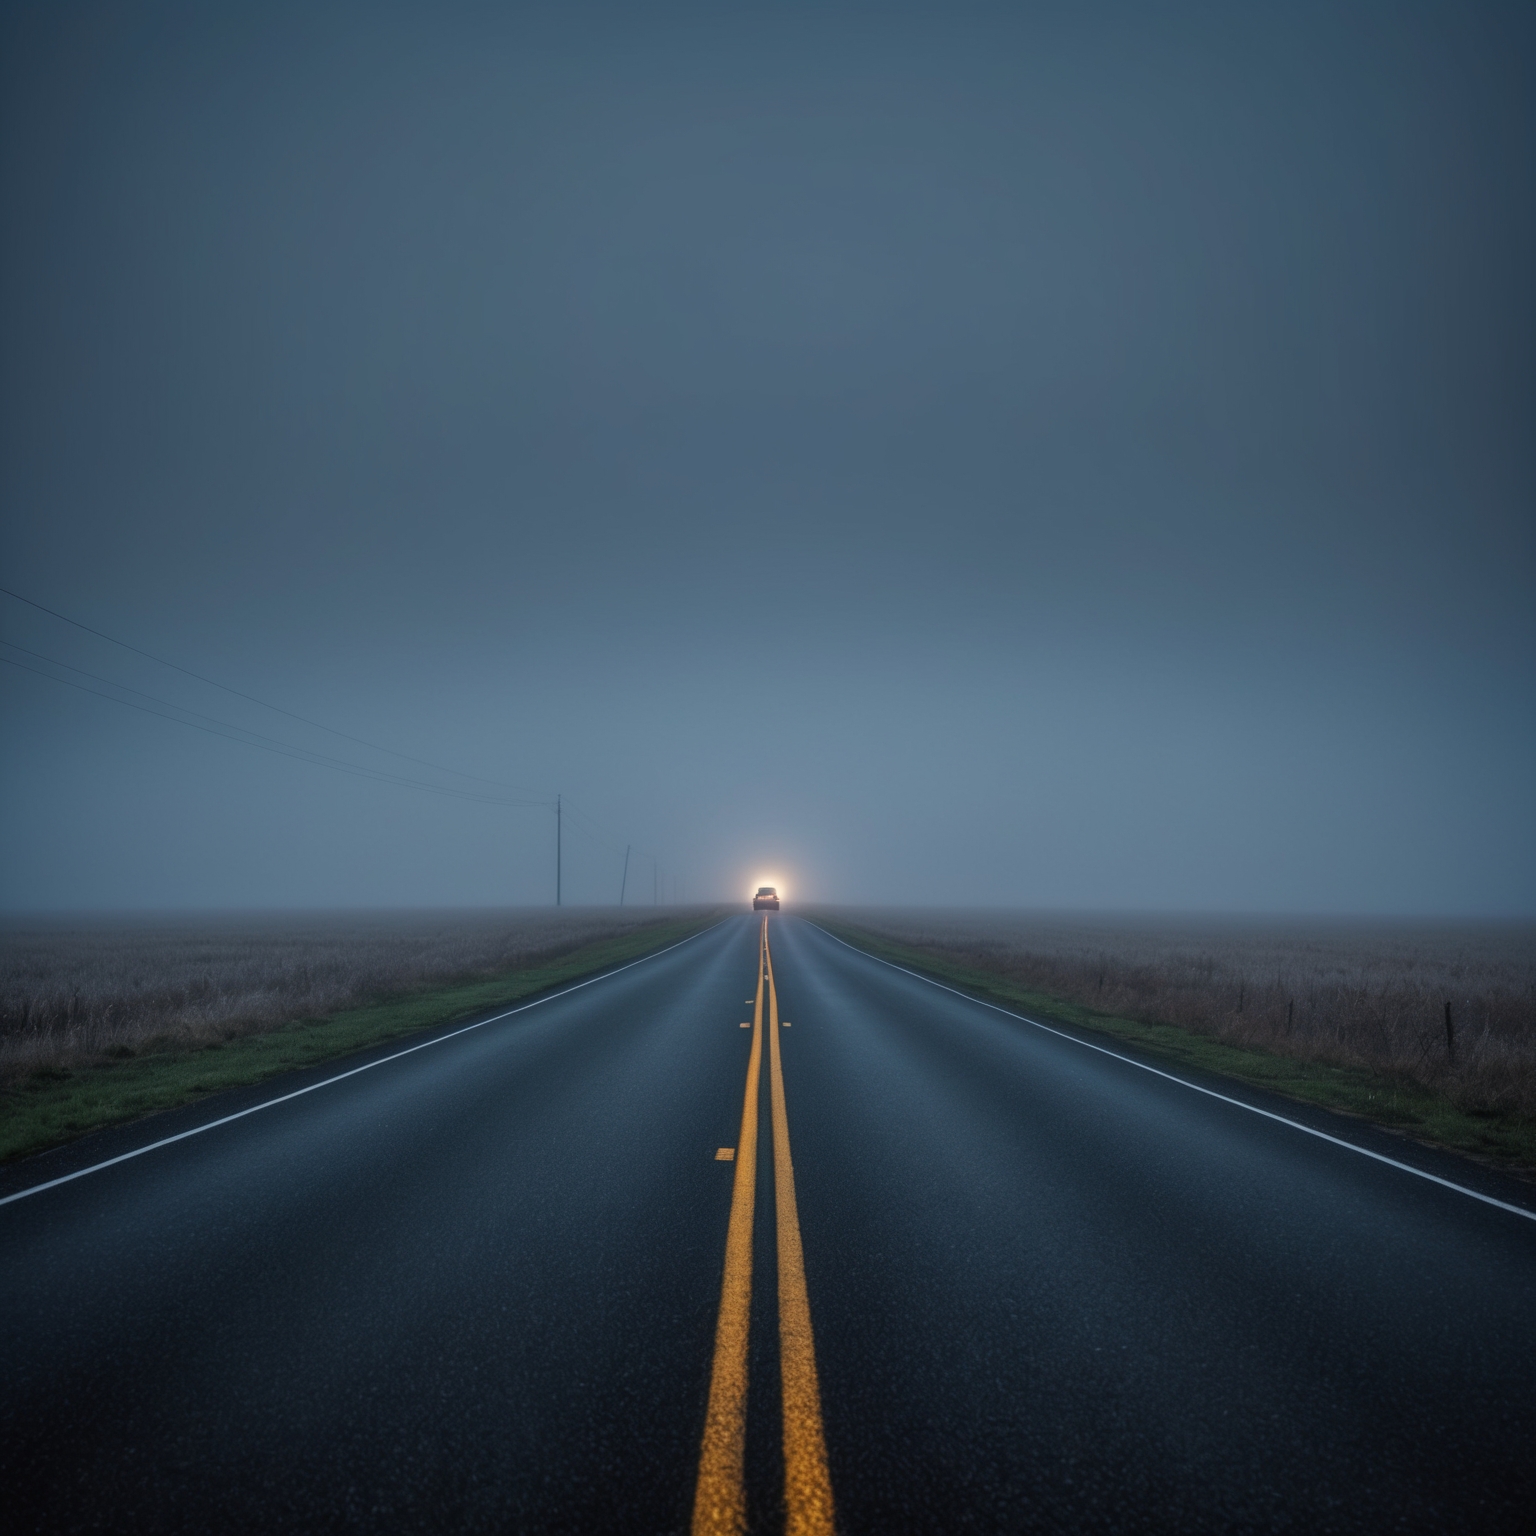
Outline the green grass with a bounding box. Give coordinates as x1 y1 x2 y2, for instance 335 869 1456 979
0 914 719 1166
815 920 1536 1173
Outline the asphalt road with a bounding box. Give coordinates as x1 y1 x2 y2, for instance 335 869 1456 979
3 913 1533 1533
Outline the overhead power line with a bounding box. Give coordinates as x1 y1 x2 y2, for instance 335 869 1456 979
0 585 546 799
1 584 674 896
0 644 549 808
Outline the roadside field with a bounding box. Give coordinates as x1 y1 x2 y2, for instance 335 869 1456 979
807 908 1536 1170
0 908 722 1163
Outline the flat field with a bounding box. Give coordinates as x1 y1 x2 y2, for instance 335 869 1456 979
806 908 1536 1161
0 907 704 1084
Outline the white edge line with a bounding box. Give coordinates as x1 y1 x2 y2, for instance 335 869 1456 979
808 922 1536 1225
0 920 729 1208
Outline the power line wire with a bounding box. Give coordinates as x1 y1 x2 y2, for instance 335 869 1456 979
0 645 550 808
2 586 672 888
8 647 679 899
0 585 547 798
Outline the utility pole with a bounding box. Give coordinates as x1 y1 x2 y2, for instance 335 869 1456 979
653 861 658 905
556 794 562 907
619 845 630 906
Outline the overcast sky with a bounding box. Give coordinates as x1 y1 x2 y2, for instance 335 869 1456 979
2 1 1532 914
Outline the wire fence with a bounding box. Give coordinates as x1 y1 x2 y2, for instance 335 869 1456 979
811 908 1536 1117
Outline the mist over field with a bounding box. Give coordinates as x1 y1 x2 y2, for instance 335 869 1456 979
0 905 717 1080
6 904 1529 1120
814 907 1536 1116
2 1 1532 915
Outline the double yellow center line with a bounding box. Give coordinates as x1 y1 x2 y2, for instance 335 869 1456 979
692 918 834 1536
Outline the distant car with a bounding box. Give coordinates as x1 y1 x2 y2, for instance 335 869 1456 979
753 886 780 911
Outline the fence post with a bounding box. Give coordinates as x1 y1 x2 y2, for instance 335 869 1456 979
1444 1000 1456 1065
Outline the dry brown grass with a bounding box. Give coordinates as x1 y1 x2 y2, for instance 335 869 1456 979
810 908 1536 1118
0 907 698 1083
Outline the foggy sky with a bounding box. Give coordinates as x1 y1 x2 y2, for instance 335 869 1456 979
2 1 1532 914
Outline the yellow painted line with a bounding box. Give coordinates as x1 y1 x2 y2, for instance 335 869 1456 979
765 927 836 1536
715 1148 736 1162
692 921 767 1536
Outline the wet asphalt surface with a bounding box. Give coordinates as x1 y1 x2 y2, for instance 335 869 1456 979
2 913 1533 1533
